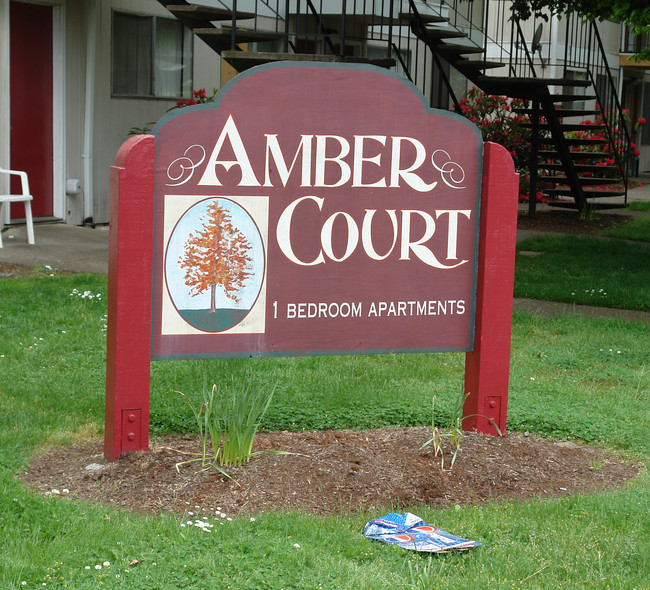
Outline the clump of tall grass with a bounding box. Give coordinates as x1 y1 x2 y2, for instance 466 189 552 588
422 388 501 470
176 379 275 470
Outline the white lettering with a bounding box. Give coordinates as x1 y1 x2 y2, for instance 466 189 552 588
321 212 359 262
436 209 472 260
277 197 470 269
276 196 325 266
361 209 398 261
197 114 261 187
390 137 438 192
352 135 387 188
400 210 466 269
263 134 313 187
314 135 351 187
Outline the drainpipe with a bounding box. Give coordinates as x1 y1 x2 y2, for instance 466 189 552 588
617 25 624 104
82 0 99 225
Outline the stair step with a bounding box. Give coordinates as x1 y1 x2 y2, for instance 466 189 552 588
221 50 395 73
399 12 447 24
539 150 611 159
515 108 597 118
539 176 622 185
539 139 610 147
458 59 505 70
548 200 628 210
521 123 606 132
539 163 619 173
483 76 592 89
562 137 610 146
194 25 282 44
437 43 484 56
421 28 468 42
550 94 597 103
477 77 592 99
544 187 626 197
165 4 254 21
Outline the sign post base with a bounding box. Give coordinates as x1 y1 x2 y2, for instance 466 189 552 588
463 142 519 435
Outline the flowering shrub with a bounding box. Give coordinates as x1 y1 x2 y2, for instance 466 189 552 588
128 88 219 135
173 87 218 109
459 87 534 200
567 108 645 177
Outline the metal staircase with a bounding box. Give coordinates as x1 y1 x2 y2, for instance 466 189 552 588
157 0 632 214
402 1 631 214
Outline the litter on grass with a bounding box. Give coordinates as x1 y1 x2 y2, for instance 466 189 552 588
363 512 481 553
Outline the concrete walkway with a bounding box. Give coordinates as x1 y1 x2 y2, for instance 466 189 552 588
0 222 109 274
1 179 648 323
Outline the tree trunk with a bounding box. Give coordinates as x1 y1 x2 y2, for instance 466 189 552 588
209 283 216 313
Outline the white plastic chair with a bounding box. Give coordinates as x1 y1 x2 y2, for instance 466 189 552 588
0 166 35 247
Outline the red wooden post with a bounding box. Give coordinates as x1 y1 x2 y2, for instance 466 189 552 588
463 142 519 435
104 135 155 461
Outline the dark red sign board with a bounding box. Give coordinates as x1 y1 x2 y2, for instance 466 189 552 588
152 63 482 359
105 63 519 461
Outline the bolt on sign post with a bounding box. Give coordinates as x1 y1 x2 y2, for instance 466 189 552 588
105 63 519 461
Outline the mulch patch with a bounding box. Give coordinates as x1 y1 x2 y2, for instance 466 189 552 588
20 428 640 517
9 214 643 517
516 209 631 235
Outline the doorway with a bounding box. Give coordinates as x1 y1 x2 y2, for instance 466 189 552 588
9 1 54 219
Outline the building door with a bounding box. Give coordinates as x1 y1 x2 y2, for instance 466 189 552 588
9 1 54 219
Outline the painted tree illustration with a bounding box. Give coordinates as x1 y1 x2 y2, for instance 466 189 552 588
179 201 253 314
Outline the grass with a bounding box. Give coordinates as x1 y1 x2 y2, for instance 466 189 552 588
515 235 650 310
601 214 650 242
0 247 649 588
626 200 650 211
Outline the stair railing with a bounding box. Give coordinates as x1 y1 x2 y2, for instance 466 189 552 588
562 13 631 202
590 22 632 201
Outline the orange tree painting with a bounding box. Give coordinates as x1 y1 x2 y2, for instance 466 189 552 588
164 197 265 333
179 200 253 314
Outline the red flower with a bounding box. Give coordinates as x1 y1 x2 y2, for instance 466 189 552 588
634 149 641 157
638 117 646 125
193 88 207 99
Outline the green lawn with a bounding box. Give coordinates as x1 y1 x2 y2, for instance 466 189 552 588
626 201 650 211
515 234 650 310
1 252 649 588
601 214 650 242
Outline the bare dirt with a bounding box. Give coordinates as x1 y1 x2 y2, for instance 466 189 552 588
21 429 640 517
516 209 631 235
8 212 642 517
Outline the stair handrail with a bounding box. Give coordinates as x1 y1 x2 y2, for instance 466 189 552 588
437 0 543 79
513 18 539 78
590 21 632 198
406 0 463 112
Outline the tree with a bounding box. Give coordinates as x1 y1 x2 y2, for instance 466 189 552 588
509 0 650 61
179 201 252 314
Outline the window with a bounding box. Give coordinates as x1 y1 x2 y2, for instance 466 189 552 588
622 26 649 55
112 11 192 98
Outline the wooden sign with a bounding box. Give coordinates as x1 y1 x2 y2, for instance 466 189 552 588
152 63 482 358
105 63 519 460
